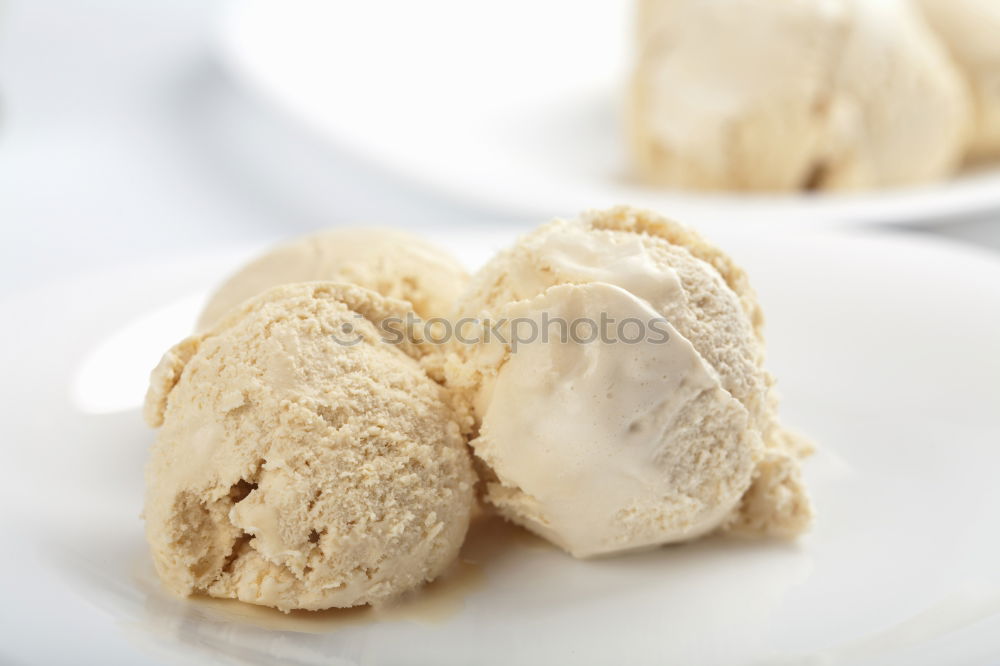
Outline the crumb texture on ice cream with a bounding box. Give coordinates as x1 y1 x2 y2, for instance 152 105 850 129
444 206 812 557
196 228 469 332
144 282 476 611
629 0 971 191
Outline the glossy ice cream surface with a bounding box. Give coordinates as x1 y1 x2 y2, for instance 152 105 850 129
444 207 812 557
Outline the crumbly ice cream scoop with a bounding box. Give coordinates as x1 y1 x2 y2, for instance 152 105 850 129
916 0 1000 160
443 206 811 558
196 228 468 332
629 0 970 191
144 282 476 611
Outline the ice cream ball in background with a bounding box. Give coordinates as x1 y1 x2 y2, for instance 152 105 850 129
629 0 970 191
144 283 476 611
916 0 1000 161
196 228 469 332
443 206 812 558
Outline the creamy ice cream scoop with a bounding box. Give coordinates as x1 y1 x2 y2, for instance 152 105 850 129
144 283 476 611
196 228 468 332
444 207 811 557
916 0 1000 160
629 0 970 191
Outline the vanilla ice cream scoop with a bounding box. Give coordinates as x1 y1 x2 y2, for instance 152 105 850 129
196 228 468 331
629 0 970 191
916 0 1000 160
144 283 476 611
444 207 811 557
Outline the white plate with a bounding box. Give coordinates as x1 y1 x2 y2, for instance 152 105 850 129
2 228 1000 665
219 0 1000 227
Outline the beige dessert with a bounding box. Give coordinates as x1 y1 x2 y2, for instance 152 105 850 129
629 0 970 191
444 206 811 558
917 0 1000 160
197 228 468 331
144 283 476 611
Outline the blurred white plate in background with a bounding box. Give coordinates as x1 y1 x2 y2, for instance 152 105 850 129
2 228 1000 664
219 0 1000 227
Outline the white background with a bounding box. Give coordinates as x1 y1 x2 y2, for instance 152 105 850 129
1 0 999 300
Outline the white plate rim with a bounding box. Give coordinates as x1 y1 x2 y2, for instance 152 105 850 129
217 0 1000 228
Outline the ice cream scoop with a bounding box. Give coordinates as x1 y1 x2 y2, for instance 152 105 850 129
916 0 1000 160
444 206 811 557
196 228 468 331
144 283 476 611
629 0 970 191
